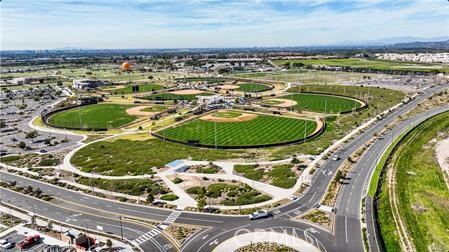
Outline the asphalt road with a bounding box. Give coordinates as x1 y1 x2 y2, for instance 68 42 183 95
1 82 448 251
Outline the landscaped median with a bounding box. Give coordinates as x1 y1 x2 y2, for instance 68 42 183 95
368 110 449 252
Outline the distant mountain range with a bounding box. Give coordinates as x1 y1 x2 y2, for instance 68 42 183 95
330 36 449 47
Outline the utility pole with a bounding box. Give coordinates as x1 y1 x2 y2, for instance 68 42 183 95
303 120 307 143
119 216 124 241
85 221 91 251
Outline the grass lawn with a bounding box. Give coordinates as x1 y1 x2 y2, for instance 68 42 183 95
279 93 361 113
112 83 164 94
142 92 215 101
234 164 297 188
160 194 179 201
160 113 318 147
378 111 449 251
237 83 271 92
48 103 137 130
71 138 242 176
273 58 449 73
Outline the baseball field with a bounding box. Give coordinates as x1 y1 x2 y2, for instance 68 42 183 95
237 82 271 92
47 103 138 130
277 93 363 113
157 111 319 147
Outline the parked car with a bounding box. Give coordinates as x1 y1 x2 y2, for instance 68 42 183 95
249 210 269 220
0 238 15 249
17 235 40 249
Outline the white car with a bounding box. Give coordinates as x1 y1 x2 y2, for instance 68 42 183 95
332 155 340 161
249 210 269 220
0 238 15 249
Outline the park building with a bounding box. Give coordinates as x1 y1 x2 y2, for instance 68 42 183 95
72 79 109 90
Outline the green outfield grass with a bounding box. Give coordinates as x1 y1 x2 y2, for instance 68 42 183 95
278 93 362 113
47 103 137 129
273 58 449 73
212 111 242 118
237 82 271 92
142 92 215 101
159 112 318 147
112 83 164 94
378 111 449 251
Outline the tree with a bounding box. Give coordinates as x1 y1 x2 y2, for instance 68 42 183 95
106 239 113 248
197 196 207 210
18 142 26 149
26 131 38 139
47 221 53 231
146 193 154 204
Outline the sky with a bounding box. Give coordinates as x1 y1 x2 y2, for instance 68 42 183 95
1 0 448 50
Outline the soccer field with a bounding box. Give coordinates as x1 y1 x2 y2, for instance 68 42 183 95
278 93 362 113
47 103 137 130
158 113 318 147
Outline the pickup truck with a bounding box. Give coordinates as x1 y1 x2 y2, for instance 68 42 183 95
17 235 40 249
249 210 269 220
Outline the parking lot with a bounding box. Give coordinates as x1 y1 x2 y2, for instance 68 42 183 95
1 232 46 251
0 85 83 156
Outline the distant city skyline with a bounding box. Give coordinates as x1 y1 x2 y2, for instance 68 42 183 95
1 0 448 50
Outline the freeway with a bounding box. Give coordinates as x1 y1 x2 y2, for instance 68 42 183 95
1 82 448 251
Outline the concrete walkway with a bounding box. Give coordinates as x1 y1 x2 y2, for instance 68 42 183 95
213 231 320 252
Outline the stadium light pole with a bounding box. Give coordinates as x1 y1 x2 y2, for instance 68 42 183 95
214 121 217 149
303 119 307 143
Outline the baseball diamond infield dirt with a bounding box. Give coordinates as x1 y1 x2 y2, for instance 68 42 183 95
170 89 205 95
126 106 160 116
199 113 258 122
268 98 298 107
219 84 240 90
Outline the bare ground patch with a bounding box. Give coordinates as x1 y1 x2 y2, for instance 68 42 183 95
126 105 159 116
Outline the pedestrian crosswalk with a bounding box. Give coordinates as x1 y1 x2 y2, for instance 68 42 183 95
133 210 183 245
163 210 182 224
134 228 162 244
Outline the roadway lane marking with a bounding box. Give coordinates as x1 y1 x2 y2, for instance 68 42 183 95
345 216 348 244
96 221 145 236
198 224 250 252
177 217 223 223
117 207 167 218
